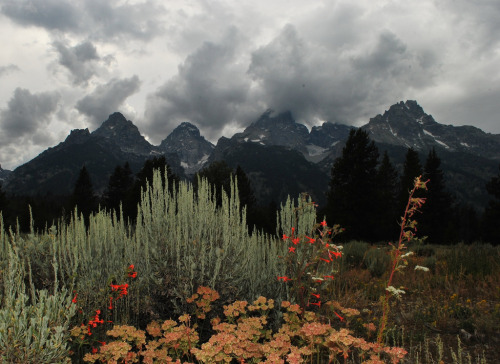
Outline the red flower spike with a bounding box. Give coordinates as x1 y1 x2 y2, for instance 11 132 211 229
334 311 345 321
72 294 78 304
320 258 331 263
310 301 321 307
311 293 320 299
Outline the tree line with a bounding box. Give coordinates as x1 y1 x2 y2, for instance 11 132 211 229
1 130 500 245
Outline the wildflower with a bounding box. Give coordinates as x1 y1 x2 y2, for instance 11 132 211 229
72 293 78 304
320 220 327 227
309 301 321 307
328 251 342 259
288 246 296 253
278 276 292 282
311 293 320 299
333 311 345 321
386 286 406 299
282 234 289 240
323 275 335 280
305 236 315 244
414 265 429 272
292 237 300 245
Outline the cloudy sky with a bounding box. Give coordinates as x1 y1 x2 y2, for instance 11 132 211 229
0 0 499 170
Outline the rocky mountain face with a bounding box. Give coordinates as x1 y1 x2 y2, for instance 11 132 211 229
158 122 214 175
3 101 500 210
0 165 11 184
363 100 500 160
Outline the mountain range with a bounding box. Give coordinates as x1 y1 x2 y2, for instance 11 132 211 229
2 100 499 210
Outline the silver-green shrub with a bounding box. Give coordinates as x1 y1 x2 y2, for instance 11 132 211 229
0 244 76 363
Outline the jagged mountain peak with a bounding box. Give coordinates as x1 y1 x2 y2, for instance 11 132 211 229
64 128 90 144
159 121 214 175
91 112 152 155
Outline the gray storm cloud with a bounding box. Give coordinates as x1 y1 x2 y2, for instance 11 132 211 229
144 29 255 143
53 40 102 85
0 64 20 77
1 0 165 41
76 76 141 128
0 88 60 142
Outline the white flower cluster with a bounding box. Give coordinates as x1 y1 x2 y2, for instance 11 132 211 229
414 265 430 272
386 286 405 299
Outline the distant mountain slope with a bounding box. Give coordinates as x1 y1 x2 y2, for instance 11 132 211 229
2 101 499 211
158 122 214 175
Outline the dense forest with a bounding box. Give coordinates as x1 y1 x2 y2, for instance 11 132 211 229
1 129 499 245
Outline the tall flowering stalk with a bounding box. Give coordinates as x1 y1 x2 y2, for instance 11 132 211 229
377 175 428 343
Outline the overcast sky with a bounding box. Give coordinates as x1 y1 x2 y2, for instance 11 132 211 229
0 0 499 170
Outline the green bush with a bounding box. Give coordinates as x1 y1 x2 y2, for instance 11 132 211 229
364 247 391 278
341 240 370 269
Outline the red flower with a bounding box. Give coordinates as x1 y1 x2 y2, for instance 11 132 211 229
128 271 137 278
328 251 342 259
320 220 327 227
306 236 315 244
72 294 78 303
292 238 300 245
334 311 345 321
282 234 289 240
91 347 98 354
288 246 296 253
323 275 335 280
278 276 292 282
311 293 320 299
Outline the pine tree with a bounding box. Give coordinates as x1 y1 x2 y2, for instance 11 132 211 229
235 165 256 210
374 151 400 241
420 148 453 243
0 182 6 211
194 161 235 207
103 162 134 213
482 164 500 245
399 148 423 211
327 129 379 241
70 166 96 223
125 157 179 221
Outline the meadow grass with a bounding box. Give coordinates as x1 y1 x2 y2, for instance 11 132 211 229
0 171 498 363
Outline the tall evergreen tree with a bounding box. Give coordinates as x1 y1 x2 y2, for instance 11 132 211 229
235 165 256 210
482 164 500 245
103 162 134 213
193 161 235 207
420 148 453 243
399 148 423 211
0 182 7 214
125 156 179 221
374 151 400 241
70 166 96 223
327 129 379 241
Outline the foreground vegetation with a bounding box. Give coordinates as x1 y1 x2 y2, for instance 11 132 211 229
0 171 498 363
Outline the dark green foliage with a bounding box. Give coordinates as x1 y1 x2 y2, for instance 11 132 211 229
482 164 500 245
0 183 6 213
374 151 400 241
341 240 370 269
420 148 453 244
193 161 234 207
363 247 391 278
102 162 134 213
327 129 380 242
70 165 96 223
125 156 180 221
399 148 423 211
